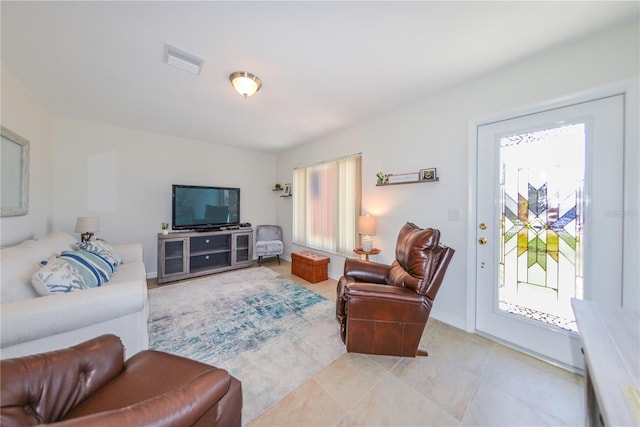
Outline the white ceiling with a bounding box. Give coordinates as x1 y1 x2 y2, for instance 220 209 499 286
2 1 638 153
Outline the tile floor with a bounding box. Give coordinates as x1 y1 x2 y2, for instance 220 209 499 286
150 260 586 426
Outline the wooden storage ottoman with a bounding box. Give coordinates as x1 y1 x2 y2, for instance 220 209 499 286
291 251 330 283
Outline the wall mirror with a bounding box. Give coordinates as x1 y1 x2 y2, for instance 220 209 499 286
1 126 29 217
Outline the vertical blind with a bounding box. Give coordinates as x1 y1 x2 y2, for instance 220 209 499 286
293 154 361 255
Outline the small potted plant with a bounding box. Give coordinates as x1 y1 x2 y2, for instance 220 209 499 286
376 171 387 185
161 222 170 234
273 183 282 191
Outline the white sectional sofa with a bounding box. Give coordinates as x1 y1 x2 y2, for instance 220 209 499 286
0 231 149 359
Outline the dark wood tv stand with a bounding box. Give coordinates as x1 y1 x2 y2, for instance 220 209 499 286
157 228 253 284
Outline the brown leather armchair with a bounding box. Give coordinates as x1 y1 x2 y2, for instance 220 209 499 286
0 334 242 427
336 222 454 357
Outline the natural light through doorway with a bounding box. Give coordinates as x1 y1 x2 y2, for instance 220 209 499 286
498 123 585 332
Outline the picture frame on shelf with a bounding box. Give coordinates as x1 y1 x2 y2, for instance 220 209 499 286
420 168 437 181
283 183 292 196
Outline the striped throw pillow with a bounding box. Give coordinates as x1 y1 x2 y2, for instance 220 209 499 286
76 239 123 267
60 249 114 284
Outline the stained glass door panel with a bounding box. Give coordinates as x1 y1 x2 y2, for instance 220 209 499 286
499 124 585 332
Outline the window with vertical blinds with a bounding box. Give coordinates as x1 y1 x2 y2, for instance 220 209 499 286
293 154 361 255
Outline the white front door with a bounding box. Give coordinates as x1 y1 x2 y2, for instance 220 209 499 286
475 94 624 369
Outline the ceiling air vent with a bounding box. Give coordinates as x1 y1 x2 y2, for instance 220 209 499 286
163 44 204 75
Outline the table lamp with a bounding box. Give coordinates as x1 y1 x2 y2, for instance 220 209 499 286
358 215 377 252
75 216 99 242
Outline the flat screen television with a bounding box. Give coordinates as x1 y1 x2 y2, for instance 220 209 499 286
172 184 240 231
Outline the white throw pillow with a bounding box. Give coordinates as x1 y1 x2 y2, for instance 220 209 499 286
31 257 93 296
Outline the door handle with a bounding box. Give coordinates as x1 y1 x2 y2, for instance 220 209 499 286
478 237 487 245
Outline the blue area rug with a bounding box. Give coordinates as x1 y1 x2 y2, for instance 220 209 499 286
148 267 345 424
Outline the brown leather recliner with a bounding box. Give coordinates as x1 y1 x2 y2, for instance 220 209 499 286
336 222 455 357
0 334 242 427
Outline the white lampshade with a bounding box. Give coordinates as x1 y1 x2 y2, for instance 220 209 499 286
75 216 99 242
358 215 377 252
229 71 262 98
358 215 377 236
75 216 100 233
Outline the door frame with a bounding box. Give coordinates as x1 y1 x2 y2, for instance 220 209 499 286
466 79 639 342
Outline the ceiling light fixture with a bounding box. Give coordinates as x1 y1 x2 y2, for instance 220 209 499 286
229 71 262 98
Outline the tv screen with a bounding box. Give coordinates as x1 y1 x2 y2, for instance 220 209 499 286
172 185 240 230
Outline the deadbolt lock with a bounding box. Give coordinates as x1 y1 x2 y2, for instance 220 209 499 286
479 223 487 230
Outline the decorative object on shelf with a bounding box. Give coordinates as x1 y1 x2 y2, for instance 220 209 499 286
387 172 420 184
229 71 262 98
376 169 439 186
358 215 377 252
420 167 438 181
161 222 170 235
75 216 99 242
376 171 387 185
353 247 381 262
282 183 292 197
273 183 282 191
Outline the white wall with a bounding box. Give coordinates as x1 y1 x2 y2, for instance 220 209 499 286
276 22 640 329
0 63 54 246
50 117 277 275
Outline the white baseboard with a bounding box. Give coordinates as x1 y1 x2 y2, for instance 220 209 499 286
429 310 466 331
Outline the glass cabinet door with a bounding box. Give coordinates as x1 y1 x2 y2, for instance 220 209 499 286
234 232 252 264
160 238 188 277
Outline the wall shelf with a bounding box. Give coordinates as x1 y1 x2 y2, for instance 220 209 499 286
376 169 439 186
376 178 439 186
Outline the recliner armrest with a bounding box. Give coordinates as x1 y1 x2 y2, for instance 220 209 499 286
345 283 431 325
343 258 389 284
59 369 233 427
345 282 426 304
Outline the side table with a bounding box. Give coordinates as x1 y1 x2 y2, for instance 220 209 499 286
354 247 381 262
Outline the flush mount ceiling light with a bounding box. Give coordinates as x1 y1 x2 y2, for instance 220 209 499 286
164 43 204 75
229 71 262 98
